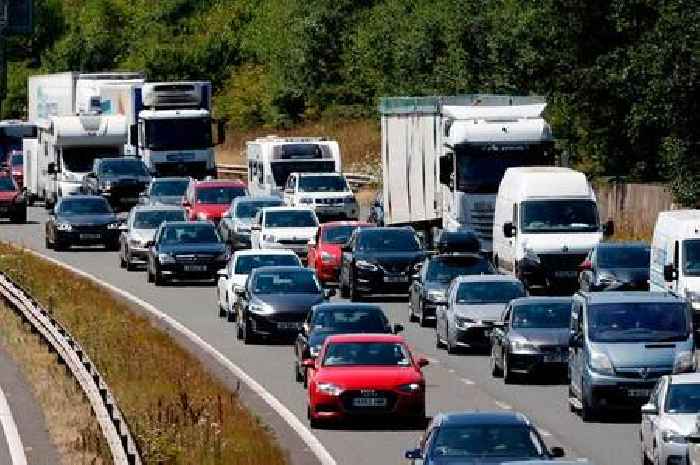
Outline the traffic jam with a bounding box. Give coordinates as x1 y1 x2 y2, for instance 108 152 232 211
5 82 700 465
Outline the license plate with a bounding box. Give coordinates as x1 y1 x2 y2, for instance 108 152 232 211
277 322 302 330
544 354 566 363
628 389 652 398
384 276 409 283
80 233 101 239
183 265 207 272
554 271 577 278
352 397 387 407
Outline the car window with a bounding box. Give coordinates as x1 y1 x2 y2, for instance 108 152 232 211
598 246 650 268
264 210 318 228
665 383 700 413
59 198 112 214
322 225 363 244
322 342 410 366
311 308 388 332
511 302 571 329
430 425 544 458
196 186 247 204
357 230 421 252
455 281 526 305
426 257 495 283
253 270 320 294
298 175 349 193
133 210 186 229
234 254 301 275
159 224 219 244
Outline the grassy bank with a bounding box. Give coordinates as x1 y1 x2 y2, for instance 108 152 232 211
0 243 288 465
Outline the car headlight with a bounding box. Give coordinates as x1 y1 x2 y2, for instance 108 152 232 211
320 251 334 264
356 260 378 271
589 350 615 376
317 383 342 396
398 383 423 393
673 350 696 374
454 315 476 330
300 198 314 204
263 234 277 243
662 430 688 444
511 340 538 352
158 253 175 264
426 289 447 302
309 345 321 357
56 222 72 232
196 212 209 221
107 222 120 230
249 302 273 314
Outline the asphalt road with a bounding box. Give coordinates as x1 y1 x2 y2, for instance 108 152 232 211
0 206 644 465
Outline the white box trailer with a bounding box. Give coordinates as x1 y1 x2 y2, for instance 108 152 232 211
27 72 79 122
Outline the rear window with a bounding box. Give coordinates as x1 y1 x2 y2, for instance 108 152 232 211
234 254 300 275
357 230 420 252
196 186 247 204
311 308 388 332
598 246 650 268
456 281 526 305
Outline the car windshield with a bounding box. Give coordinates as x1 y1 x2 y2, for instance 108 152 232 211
665 384 700 414
253 270 320 294
197 186 247 204
144 117 212 151
99 160 148 176
683 240 700 277
521 200 600 233
298 175 348 193
235 200 283 219
150 180 189 197
264 210 318 228
0 176 16 191
62 148 119 173
511 302 571 329
311 308 388 333
234 255 300 275
426 257 495 283
271 161 336 186
159 225 219 244
598 246 650 268
323 225 363 244
59 198 112 215
357 230 421 252
431 425 544 458
133 210 185 229
587 303 689 342
322 342 410 367
10 154 22 166
456 281 526 304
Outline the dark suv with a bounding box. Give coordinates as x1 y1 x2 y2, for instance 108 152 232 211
82 158 151 209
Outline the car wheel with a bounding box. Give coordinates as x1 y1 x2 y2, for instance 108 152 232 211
236 318 244 340
45 233 52 250
408 300 418 323
581 387 598 422
226 303 236 322
435 328 445 349
218 292 227 318
295 362 303 383
350 276 362 302
446 327 458 355
491 346 503 377
340 273 350 299
119 246 127 269
307 406 321 429
418 301 429 327
243 317 256 345
641 437 652 465
503 353 516 384
154 266 166 286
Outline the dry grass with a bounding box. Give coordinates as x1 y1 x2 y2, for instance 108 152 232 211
0 243 288 465
217 118 381 174
0 302 110 465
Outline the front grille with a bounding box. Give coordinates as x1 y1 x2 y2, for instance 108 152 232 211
72 225 107 233
538 253 587 272
615 367 672 380
538 345 566 354
379 263 410 274
340 390 397 413
175 254 216 263
266 313 307 323
278 239 309 245
316 198 344 205
471 206 494 241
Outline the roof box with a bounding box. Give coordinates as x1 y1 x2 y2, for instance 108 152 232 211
434 229 481 254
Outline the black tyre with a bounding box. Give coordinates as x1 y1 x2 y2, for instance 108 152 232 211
340 276 350 299
491 346 503 377
147 265 155 283
227 307 236 322
349 277 362 302
295 362 303 383
581 392 598 422
125 255 136 271
218 297 227 318
119 249 127 269
236 319 244 340
408 301 418 323
503 354 515 384
436 328 445 349
243 317 256 345
45 234 52 250
154 267 166 286
418 301 429 327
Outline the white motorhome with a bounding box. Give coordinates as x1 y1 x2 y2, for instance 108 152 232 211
650 210 700 327
493 167 611 289
379 95 555 252
36 114 127 207
246 136 341 197
22 137 38 204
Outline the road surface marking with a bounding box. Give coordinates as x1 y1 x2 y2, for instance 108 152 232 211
448 368 455 373
539 429 552 437
0 383 28 465
425 357 439 364
460 378 475 385
494 401 512 410
26 249 337 465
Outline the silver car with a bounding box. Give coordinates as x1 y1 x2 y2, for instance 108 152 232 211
218 195 283 250
119 205 187 270
140 177 190 206
436 275 526 354
641 373 700 465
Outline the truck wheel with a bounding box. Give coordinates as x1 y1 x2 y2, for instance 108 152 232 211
295 362 303 383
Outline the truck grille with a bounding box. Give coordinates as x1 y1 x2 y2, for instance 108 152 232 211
470 206 494 242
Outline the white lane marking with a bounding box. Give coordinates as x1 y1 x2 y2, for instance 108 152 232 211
539 429 552 437
493 401 512 410
460 378 475 386
448 368 455 373
24 249 337 465
0 383 28 465
425 357 439 365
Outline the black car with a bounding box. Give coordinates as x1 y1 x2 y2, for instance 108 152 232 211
45 195 121 251
141 177 190 206
82 158 151 209
145 221 228 285
339 227 425 301
293 303 402 386
578 241 650 292
405 411 565 464
235 266 331 344
409 253 495 326
367 192 384 226
490 297 572 383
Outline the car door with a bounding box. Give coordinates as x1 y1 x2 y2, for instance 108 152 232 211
218 256 234 309
493 305 511 362
569 300 585 396
643 378 665 455
308 228 321 269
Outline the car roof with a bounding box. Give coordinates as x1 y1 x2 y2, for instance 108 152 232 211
194 179 246 188
356 226 415 234
152 177 189 182
59 195 105 201
453 274 522 284
510 296 572 307
233 249 297 257
261 206 315 213
668 373 700 385
436 411 530 427
296 172 344 177
131 205 185 213
325 333 404 344
97 157 141 163
161 221 213 227
579 291 684 305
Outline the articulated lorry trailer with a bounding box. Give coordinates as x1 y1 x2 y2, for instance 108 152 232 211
379 95 555 253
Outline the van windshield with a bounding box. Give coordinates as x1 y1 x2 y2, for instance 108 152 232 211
683 240 700 276
587 303 689 342
521 200 600 233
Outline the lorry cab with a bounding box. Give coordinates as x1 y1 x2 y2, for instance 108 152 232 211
493 167 611 291
650 210 700 329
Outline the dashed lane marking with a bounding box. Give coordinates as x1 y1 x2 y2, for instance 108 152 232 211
493 401 512 410
0 383 28 465
460 378 475 385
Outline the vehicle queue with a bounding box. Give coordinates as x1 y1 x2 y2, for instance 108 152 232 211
24 135 700 465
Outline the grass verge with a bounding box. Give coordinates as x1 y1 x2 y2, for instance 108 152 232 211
0 243 288 465
0 302 110 465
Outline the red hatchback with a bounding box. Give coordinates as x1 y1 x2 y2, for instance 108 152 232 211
0 172 26 223
308 221 371 284
304 333 428 427
183 179 247 223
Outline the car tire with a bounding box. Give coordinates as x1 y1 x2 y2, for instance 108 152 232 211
418 301 429 327
436 328 446 349
581 388 598 422
295 362 303 383
154 267 166 286
491 346 503 377
236 319 244 340
308 406 321 429
350 277 362 302
340 274 350 299
243 317 256 345
119 247 127 269
641 438 652 465
125 256 136 271
227 304 236 322
446 328 458 355
408 301 418 323
45 233 52 250
503 353 515 384
218 297 227 318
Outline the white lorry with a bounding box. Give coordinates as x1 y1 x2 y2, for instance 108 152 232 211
379 95 555 253
101 81 224 178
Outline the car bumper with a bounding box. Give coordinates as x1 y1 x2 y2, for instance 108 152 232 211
56 229 119 245
355 268 412 295
454 325 495 347
583 367 669 410
159 260 228 278
311 389 424 422
507 350 569 374
248 312 307 338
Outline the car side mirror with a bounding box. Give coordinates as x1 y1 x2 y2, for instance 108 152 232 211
503 222 516 238
217 269 228 279
664 264 677 282
641 403 658 415
234 285 246 297
47 162 56 175
416 357 429 368
301 358 316 369
405 449 422 460
323 288 336 299
182 200 191 208
393 323 404 334
603 219 615 237
549 446 565 458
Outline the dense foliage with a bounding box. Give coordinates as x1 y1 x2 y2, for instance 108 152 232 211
3 0 698 202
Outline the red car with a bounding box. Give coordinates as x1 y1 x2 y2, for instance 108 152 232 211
308 221 371 284
183 179 247 223
0 172 26 223
7 151 23 189
304 333 428 427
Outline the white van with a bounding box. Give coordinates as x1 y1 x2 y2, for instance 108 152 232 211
650 210 700 325
493 167 611 289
